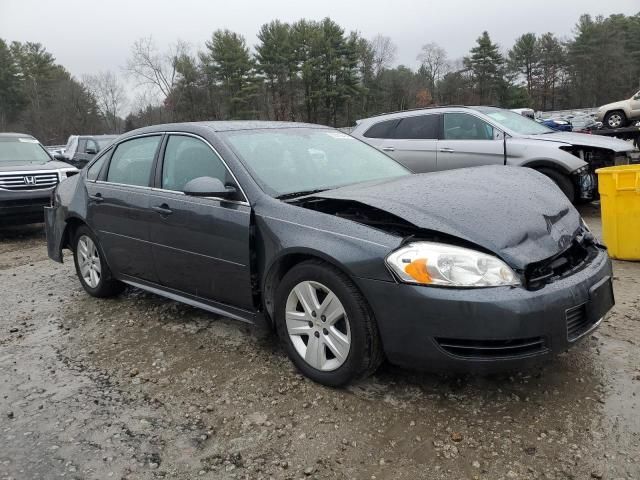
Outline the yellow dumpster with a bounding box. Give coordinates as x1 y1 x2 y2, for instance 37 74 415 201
596 164 640 261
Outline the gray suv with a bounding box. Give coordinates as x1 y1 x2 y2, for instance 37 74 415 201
351 106 637 202
0 133 78 226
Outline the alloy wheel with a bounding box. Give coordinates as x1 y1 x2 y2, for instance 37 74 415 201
285 280 351 371
608 114 622 128
77 235 101 288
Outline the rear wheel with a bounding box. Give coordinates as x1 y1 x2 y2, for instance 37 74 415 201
537 168 576 203
603 110 627 129
274 260 383 387
73 226 124 298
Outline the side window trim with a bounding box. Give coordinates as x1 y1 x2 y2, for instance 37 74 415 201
100 133 165 187
157 132 249 204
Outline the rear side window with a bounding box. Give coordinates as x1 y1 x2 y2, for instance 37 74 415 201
86 154 107 181
363 119 398 138
393 115 440 139
106 136 161 187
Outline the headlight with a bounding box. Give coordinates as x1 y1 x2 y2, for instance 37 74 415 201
386 242 520 288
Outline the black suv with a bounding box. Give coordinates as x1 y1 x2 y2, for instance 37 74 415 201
0 133 78 226
55 135 118 168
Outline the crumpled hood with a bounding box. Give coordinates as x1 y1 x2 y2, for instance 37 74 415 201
313 166 583 269
523 131 634 152
0 160 73 172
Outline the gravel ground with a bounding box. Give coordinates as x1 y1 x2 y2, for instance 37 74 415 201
1 204 639 480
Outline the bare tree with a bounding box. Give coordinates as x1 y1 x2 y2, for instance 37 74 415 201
83 71 127 132
370 34 397 76
125 37 189 116
417 42 449 99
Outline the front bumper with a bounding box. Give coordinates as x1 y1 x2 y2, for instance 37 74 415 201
0 189 52 226
356 247 613 372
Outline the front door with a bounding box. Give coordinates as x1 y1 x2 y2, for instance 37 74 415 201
437 113 505 170
86 134 162 282
147 134 253 310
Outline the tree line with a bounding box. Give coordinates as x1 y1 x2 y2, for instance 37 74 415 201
1 12 639 144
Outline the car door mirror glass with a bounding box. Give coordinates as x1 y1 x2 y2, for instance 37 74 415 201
183 176 236 198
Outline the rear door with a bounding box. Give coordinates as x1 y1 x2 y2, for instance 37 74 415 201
437 112 505 170
86 134 162 282
147 134 253 310
384 114 440 172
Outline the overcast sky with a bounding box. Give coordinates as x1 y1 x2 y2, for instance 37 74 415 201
1 0 638 79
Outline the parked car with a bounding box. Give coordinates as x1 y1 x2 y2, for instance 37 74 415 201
596 90 640 128
45 122 614 386
56 135 118 168
537 117 573 132
0 133 78 226
351 106 636 203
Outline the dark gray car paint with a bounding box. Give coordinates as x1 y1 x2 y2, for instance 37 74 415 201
45 121 613 370
310 165 581 270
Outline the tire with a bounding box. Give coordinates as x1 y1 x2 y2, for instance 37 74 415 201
274 260 383 387
73 225 124 298
537 168 576 203
603 110 627 129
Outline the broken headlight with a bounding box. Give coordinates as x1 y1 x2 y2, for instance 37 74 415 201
386 242 520 288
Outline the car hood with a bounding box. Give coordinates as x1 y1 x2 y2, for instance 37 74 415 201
0 160 73 172
312 166 583 270
522 131 634 152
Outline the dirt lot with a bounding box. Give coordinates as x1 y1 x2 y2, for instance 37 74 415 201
1 204 639 480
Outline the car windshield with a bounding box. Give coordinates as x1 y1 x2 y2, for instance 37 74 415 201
0 137 51 165
474 107 554 135
222 127 410 197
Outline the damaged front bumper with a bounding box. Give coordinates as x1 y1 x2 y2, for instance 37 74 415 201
355 246 613 373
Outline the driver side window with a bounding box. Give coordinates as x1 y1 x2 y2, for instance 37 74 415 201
161 135 232 193
444 113 494 140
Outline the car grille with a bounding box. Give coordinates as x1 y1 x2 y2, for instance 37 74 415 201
435 336 548 359
566 304 596 341
525 234 598 290
0 172 59 191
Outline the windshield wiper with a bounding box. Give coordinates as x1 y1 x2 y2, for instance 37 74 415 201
276 189 328 201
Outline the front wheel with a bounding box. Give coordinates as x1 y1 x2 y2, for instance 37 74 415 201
274 260 383 387
73 226 124 298
603 110 627 129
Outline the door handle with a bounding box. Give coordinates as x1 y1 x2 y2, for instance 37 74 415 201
439 147 455 153
88 193 103 203
152 204 173 215
382 147 395 152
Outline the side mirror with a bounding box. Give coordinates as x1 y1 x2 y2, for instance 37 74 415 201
634 94 640 100
53 153 66 161
86 147 97 155
183 176 237 199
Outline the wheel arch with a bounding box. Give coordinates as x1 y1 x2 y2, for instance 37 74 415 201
261 248 363 327
521 159 574 175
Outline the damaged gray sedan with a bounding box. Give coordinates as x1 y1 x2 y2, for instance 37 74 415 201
45 122 614 386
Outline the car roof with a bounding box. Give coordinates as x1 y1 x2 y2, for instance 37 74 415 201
0 132 37 139
121 120 330 137
355 106 492 125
